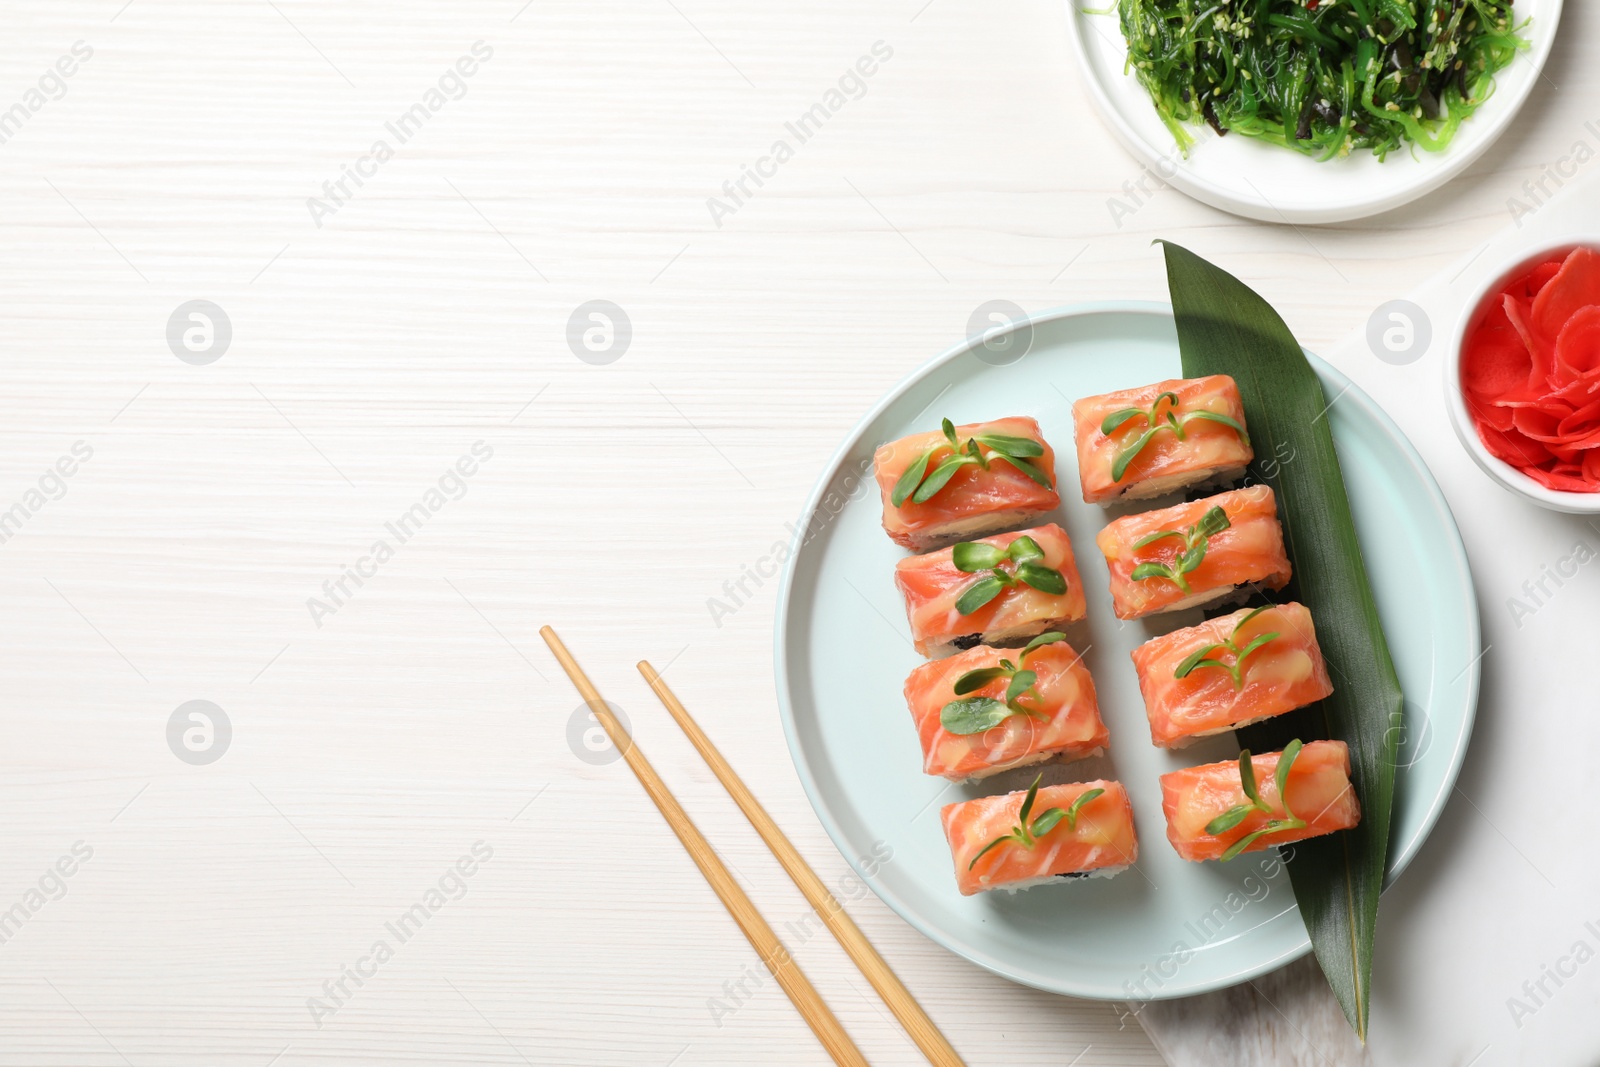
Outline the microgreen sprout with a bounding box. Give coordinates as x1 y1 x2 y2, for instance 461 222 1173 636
952 535 1068 615
939 632 1067 735
1128 505 1230 593
890 418 1053 507
1100 392 1249 482
968 774 1105 870
1173 606 1281 690
1204 740 1307 862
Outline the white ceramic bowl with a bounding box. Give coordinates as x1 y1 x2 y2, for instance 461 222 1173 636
1444 237 1600 514
1066 0 1562 224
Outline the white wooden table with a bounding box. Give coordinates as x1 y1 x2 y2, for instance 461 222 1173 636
3 1 1596 1064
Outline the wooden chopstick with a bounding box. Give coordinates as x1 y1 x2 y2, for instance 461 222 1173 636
539 627 868 1067
639 661 967 1067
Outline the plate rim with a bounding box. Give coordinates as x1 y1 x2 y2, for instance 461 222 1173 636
772 300 1480 999
1062 1 1563 224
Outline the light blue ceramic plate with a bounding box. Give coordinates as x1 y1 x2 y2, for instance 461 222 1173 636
773 303 1479 1000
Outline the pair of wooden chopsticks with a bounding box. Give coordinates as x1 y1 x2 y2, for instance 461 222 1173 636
541 626 964 1067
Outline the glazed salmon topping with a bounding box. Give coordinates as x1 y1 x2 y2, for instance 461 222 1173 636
1159 740 1359 863
1132 603 1333 747
874 417 1060 549
896 525 1088 656
904 638 1108 779
942 779 1137 895
1072 376 1252 503
1095 486 1291 620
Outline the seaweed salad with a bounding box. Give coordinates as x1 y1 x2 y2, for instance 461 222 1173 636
1117 0 1527 159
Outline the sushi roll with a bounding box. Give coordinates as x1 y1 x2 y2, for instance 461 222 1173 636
1072 376 1252 504
874 417 1060 551
1159 740 1360 863
895 524 1088 658
942 776 1137 895
1131 603 1333 748
903 633 1109 781
1094 486 1291 620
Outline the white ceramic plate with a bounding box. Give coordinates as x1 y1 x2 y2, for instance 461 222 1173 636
774 304 1479 999
1066 2 1562 223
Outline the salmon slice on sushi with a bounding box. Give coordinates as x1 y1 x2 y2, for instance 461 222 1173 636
1131 603 1333 748
895 524 1088 658
1095 486 1291 620
903 633 1109 781
1159 740 1360 863
1072 376 1252 504
874 417 1060 551
942 776 1137 895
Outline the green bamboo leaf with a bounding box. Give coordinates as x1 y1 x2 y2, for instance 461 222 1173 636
1015 562 1067 595
954 575 1006 615
951 667 1008 696
1164 239 1402 1040
939 697 1013 735
952 542 1005 572
890 448 936 507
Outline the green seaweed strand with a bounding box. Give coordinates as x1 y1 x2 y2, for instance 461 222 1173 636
1115 0 1528 160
